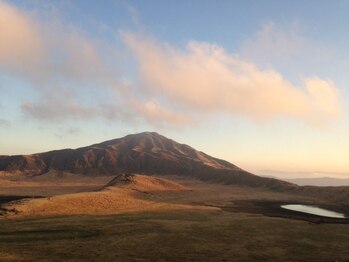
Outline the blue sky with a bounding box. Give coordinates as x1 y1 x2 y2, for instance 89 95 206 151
1 0 349 178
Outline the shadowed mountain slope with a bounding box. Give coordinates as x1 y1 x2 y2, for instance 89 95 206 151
0 132 295 190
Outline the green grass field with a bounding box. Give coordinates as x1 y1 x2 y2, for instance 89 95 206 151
1 210 348 261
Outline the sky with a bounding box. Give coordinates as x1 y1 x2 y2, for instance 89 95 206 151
1 0 349 179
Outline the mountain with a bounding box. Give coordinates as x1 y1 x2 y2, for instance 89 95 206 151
0 132 295 190
286 177 349 187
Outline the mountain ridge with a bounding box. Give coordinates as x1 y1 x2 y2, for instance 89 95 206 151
0 132 295 190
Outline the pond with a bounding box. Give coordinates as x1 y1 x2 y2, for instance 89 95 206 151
281 204 346 218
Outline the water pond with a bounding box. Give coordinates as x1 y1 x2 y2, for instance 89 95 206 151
281 204 346 218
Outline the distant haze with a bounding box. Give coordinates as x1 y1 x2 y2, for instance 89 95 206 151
286 178 349 187
259 170 349 186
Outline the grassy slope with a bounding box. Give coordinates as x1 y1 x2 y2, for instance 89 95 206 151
0 210 348 262
0 175 211 218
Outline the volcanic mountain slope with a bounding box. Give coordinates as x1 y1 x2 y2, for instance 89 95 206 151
0 132 295 190
0 132 234 174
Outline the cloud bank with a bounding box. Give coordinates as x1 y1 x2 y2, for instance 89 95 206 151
0 1 343 128
123 33 342 125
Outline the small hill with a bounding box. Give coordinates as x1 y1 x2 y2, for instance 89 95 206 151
1 174 199 218
102 173 189 192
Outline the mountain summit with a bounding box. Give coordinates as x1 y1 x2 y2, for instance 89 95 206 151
0 132 294 189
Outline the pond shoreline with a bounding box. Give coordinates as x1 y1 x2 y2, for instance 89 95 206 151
224 200 349 224
281 204 345 218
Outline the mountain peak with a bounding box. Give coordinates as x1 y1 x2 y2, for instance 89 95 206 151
124 131 162 139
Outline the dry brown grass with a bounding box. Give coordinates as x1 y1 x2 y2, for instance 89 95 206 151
0 174 348 261
0 252 31 262
104 173 189 191
1 175 214 218
0 172 112 196
0 210 348 261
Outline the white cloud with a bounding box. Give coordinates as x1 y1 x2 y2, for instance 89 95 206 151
123 32 342 125
0 1 45 76
135 101 191 127
240 21 331 77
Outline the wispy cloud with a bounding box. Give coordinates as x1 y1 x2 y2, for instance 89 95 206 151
126 2 141 26
0 1 44 76
135 101 191 127
54 126 81 139
0 1 185 128
0 118 11 127
123 32 342 125
240 21 332 76
0 2 118 109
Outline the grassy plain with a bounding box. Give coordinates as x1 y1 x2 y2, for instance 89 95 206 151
0 210 348 261
0 174 348 261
